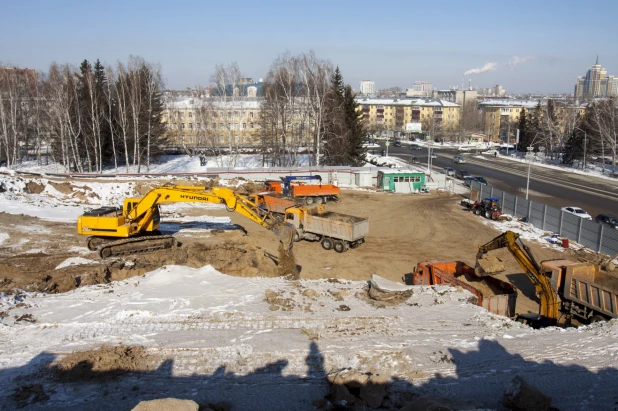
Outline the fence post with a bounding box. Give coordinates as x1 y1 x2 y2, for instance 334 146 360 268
502 191 506 214
490 186 494 197
527 200 532 223
513 196 517 218
598 224 604 253
541 204 546 230
558 210 563 235
577 217 583 244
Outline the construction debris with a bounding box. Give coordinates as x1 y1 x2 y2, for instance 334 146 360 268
475 255 506 276
132 398 199 411
502 375 553 411
368 274 414 305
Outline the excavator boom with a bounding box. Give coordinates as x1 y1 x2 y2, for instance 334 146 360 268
78 184 294 258
476 231 560 322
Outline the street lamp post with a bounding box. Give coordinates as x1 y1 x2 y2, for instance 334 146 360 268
525 146 535 200
427 140 433 178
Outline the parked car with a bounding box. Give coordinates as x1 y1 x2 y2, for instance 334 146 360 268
453 155 466 164
409 156 419 164
561 206 592 220
394 138 401 147
409 144 422 150
455 170 470 180
595 214 618 229
443 167 456 176
430 153 437 159
474 176 488 185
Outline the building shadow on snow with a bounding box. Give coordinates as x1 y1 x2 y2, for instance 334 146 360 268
1 338 617 410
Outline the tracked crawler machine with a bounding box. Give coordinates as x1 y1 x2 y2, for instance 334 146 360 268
77 184 294 258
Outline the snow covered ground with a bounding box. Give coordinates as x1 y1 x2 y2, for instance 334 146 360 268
1 266 617 410
0 155 617 410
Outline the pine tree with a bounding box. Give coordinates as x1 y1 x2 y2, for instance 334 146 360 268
322 67 346 165
342 85 366 166
516 108 528 152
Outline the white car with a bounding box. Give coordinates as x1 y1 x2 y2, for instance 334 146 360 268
561 206 592 220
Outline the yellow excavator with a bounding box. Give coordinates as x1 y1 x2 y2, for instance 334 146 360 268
77 184 294 258
475 231 560 327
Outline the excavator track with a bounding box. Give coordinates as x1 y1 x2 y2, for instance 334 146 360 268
97 235 178 258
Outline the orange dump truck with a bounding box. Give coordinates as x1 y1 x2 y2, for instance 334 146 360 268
264 180 340 205
408 261 517 317
249 193 298 216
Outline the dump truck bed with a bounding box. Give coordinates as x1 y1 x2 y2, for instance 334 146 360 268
303 211 369 242
411 260 517 317
290 184 340 197
547 260 618 319
251 193 298 215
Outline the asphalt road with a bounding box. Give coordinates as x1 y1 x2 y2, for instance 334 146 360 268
374 142 618 219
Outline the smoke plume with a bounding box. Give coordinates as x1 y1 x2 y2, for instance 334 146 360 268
508 55 535 66
464 62 497 76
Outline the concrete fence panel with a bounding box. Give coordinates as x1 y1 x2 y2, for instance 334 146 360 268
515 198 530 219
600 228 618 256
544 205 561 233
502 192 517 216
529 201 545 228
579 219 602 251
561 213 581 239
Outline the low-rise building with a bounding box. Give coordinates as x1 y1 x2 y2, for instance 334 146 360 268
162 98 261 147
356 98 460 134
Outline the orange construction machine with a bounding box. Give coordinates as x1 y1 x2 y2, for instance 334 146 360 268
264 176 340 205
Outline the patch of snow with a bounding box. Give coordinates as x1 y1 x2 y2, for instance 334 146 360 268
0 232 8 245
55 257 100 270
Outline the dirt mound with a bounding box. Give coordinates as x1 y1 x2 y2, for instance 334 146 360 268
277 244 299 278
25 181 45 194
48 182 74 195
51 345 159 382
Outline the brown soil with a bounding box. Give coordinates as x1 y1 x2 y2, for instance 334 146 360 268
456 273 505 297
50 345 159 382
0 184 603 316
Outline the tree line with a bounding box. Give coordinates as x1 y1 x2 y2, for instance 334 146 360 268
516 97 617 171
0 56 165 172
188 52 365 168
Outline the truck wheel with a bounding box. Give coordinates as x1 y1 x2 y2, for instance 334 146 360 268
590 315 606 323
350 241 360 249
334 241 345 253
322 237 333 250
293 231 301 242
305 197 314 205
485 210 492 219
315 196 324 205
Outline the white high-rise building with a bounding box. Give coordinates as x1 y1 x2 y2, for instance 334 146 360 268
359 80 375 95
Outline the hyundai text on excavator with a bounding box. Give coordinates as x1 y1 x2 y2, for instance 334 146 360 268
476 230 618 327
77 184 294 258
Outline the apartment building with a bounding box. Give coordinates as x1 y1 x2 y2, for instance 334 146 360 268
356 98 460 133
433 89 478 106
162 98 261 146
479 100 537 141
359 80 375 96
574 58 618 98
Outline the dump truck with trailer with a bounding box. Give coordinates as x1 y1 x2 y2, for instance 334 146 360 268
409 260 517 317
284 205 369 252
544 259 618 323
476 230 618 326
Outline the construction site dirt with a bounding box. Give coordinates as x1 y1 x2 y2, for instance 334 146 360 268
0 185 603 318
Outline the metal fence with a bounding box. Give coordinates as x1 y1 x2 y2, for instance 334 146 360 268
471 181 618 257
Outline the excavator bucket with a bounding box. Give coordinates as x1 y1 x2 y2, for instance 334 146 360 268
475 255 506 276
271 223 294 252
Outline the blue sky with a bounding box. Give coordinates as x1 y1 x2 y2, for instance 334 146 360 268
2 0 617 93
